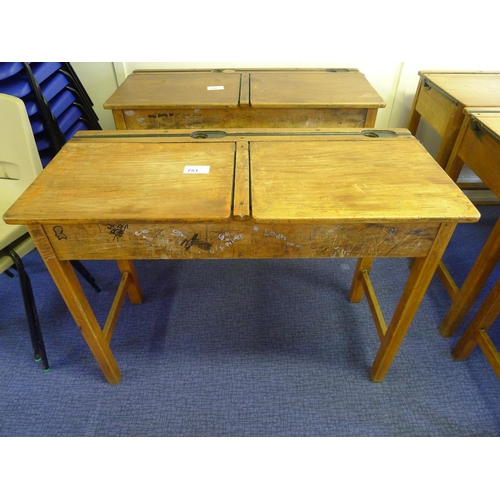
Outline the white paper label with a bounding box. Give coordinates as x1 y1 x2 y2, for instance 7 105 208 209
207 86 224 90
183 166 210 174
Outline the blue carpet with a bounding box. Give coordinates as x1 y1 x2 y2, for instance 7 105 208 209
1 206 499 436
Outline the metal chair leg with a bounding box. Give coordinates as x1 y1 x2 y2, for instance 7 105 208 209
70 260 101 293
6 249 49 371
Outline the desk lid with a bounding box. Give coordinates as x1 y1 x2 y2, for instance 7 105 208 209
420 72 500 107
248 133 479 224
249 72 385 108
103 72 242 109
4 139 236 224
466 108 500 139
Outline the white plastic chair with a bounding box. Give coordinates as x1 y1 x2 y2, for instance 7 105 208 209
1 93 102 372
0 92 49 370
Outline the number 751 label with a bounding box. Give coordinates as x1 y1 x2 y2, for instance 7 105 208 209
183 166 210 174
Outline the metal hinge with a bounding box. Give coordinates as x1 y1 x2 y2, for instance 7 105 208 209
422 78 459 106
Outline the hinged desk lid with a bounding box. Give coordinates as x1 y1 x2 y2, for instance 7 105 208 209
4 139 236 224
249 136 479 224
103 72 242 109
249 72 386 108
468 108 500 138
421 73 500 107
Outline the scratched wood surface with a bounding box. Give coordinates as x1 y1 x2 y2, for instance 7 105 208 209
42 221 441 260
4 141 236 225
117 107 370 130
250 139 480 224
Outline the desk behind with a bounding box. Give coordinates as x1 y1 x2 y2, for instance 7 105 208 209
104 69 386 130
407 71 500 168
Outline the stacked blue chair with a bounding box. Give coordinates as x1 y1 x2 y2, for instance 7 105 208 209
0 64 102 372
0 62 101 166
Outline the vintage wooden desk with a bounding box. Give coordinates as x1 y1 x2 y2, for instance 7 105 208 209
103 68 386 130
407 71 500 169
438 109 500 340
3 128 479 384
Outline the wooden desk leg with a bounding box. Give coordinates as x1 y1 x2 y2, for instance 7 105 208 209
349 258 374 303
443 112 471 183
435 106 464 168
117 260 143 304
452 276 500 379
112 110 127 130
440 217 500 338
407 101 421 135
28 225 121 384
407 78 424 135
365 109 378 128
370 223 456 382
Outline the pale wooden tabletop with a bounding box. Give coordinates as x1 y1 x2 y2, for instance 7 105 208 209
250 137 479 223
4 129 479 226
104 72 242 109
245 72 385 108
103 70 386 110
420 73 500 107
467 108 500 135
4 140 236 224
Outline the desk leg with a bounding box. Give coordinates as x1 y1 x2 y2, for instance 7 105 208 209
440 217 500 338
117 260 143 304
435 107 464 168
370 223 456 382
407 107 421 136
28 225 122 384
443 113 470 183
365 109 378 128
451 278 500 380
349 258 374 303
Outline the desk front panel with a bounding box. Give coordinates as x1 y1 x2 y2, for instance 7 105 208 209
456 113 500 199
43 221 440 261
116 107 371 130
414 80 460 137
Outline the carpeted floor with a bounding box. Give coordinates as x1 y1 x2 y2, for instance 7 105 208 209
1 206 499 436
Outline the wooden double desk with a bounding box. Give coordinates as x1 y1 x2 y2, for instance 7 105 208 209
407 71 500 169
3 128 479 383
437 109 500 378
103 68 386 130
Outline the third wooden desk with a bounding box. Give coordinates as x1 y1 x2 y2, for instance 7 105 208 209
439 109 500 337
407 70 500 168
